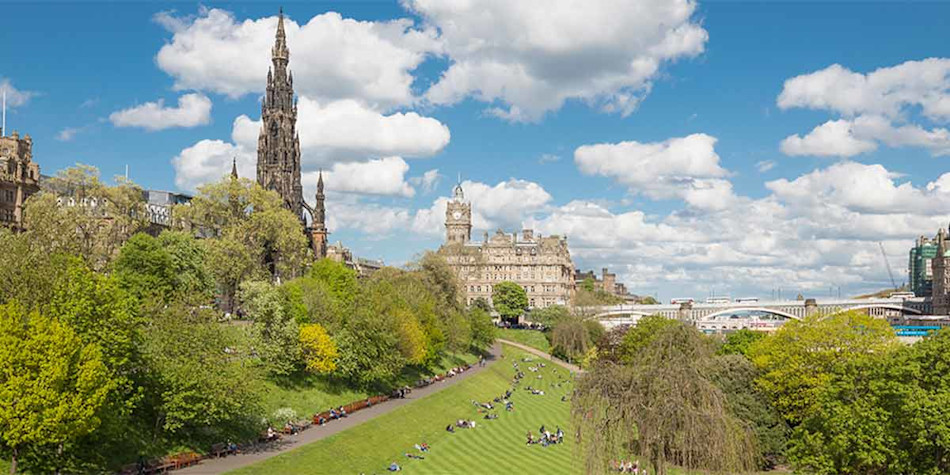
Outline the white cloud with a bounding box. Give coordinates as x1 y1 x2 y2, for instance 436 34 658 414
407 0 707 121
755 160 777 173
308 156 415 198
171 139 255 191
409 169 441 194
574 133 736 209
328 199 412 235
154 8 439 109
56 127 81 142
231 98 450 166
780 119 878 157
778 59 950 157
538 153 560 164
110 93 212 131
0 79 36 108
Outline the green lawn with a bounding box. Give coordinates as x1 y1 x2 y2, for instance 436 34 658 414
497 328 551 353
231 344 577 475
262 351 481 421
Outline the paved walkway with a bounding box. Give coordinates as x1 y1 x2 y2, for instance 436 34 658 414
177 343 502 474
497 338 583 373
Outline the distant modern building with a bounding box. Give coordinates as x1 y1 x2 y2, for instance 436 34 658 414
909 236 938 297
439 181 575 309
0 130 40 230
575 267 628 297
933 227 950 315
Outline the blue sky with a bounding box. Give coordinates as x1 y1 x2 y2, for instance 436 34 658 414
4 1 950 300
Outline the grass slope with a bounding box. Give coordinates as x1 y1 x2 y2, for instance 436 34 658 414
496 328 551 353
262 351 481 421
231 344 576 475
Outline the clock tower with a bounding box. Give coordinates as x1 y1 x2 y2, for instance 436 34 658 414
445 181 472 244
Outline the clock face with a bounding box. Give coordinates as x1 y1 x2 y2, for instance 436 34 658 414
453 211 462 220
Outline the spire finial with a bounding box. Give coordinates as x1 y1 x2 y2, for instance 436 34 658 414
231 157 239 179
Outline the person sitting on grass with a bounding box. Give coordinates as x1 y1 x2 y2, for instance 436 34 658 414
556 427 564 444
388 461 401 471
446 424 455 433
505 401 514 412
405 453 425 460
484 413 498 420
526 431 534 445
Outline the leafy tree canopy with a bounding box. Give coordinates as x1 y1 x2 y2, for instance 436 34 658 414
492 281 528 322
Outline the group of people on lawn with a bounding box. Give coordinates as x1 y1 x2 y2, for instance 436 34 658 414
525 424 564 447
612 459 646 473
387 442 430 471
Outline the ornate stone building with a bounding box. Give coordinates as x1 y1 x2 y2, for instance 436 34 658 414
575 268 628 297
439 182 575 309
256 9 328 259
0 130 40 230
257 9 304 222
933 226 950 315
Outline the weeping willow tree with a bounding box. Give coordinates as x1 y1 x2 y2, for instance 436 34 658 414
572 323 759 474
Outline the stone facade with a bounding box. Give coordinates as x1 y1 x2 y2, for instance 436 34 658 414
257 9 305 223
575 268 628 296
439 183 575 309
933 227 950 315
0 130 40 230
308 171 328 259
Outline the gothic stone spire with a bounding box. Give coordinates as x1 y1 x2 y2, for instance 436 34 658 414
257 8 304 223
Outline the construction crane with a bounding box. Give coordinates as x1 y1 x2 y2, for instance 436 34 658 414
879 242 897 289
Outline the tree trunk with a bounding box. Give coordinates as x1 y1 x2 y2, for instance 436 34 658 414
9 446 17 475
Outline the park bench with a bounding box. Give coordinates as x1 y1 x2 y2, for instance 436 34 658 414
209 442 236 458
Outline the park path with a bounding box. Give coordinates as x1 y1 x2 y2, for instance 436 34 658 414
496 338 583 373
176 343 502 474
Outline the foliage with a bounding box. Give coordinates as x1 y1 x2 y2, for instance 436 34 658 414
617 314 678 363
748 311 899 424
23 165 148 271
527 304 570 327
335 315 406 389
141 304 264 441
298 324 338 374
308 258 360 314
708 354 789 469
175 177 308 309
114 233 177 304
240 281 302 376
718 328 767 357
638 295 659 305
573 323 758 474
551 317 593 363
0 303 113 474
574 287 624 306
468 306 496 351
492 281 528 322
471 297 492 312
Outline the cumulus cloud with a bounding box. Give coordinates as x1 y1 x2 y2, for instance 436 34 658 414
574 134 736 209
407 0 707 121
154 8 439 109
409 169 441 194
232 98 449 165
309 156 415 198
171 139 255 191
778 59 950 157
0 79 36 108
110 93 212 131
56 127 82 142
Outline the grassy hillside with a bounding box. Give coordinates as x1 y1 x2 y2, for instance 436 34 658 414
231 344 576 475
496 328 552 353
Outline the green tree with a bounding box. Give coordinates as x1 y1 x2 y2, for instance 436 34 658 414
239 281 301 376
551 317 592 363
719 329 767 357
308 258 360 314
617 314 678 363
0 303 113 474
24 165 148 270
468 306 496 351
175 177 308 308
141 304 263 442
573 323 758 474
492 281 528 323
527 304 570 327
113 233 176 304
749 311 899 424
156 231 214 299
